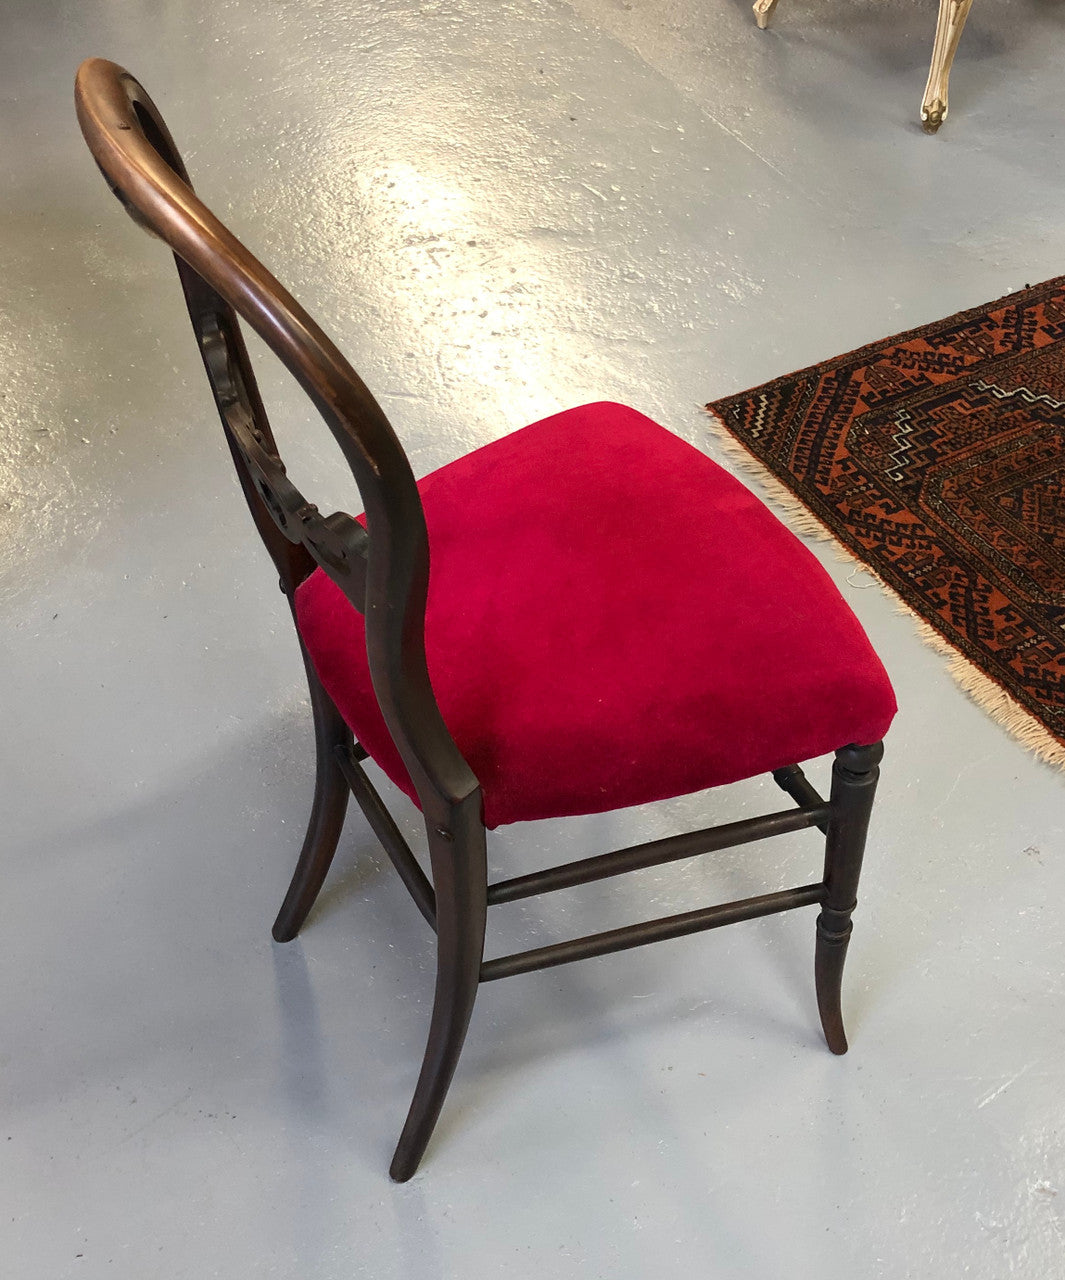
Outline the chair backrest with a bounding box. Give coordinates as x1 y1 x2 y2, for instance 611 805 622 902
75 58 479 816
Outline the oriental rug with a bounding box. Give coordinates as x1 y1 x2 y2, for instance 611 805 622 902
707 276 1065 768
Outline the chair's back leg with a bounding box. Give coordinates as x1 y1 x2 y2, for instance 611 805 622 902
815 742 884 1054
389 801 487 1181
272 645 354 942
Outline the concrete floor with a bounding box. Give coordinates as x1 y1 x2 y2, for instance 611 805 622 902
3 0 1065 1275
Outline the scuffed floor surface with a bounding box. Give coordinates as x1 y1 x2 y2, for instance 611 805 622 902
3 1 1065 1277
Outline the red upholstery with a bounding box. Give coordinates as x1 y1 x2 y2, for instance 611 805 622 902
295 402 896 828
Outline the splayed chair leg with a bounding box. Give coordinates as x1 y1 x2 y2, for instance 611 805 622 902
390 801 487 1182
815 742 883 1054
272 657 353 943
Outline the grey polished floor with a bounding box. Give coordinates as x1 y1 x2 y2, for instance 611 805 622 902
3 1 1065 1276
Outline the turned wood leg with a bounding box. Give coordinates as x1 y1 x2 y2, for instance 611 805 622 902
753 0 780 30
921 0 974 133
272 656 352 943
389 797 487 1181
815 742 883 1054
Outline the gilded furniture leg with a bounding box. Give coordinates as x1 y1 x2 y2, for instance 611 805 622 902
753 0 780 31
921 0 974 133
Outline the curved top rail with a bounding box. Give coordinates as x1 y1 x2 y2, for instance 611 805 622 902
75 59 394 486
74 58 479 814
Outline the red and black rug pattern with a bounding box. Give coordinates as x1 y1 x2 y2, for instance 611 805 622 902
707 276 1065 761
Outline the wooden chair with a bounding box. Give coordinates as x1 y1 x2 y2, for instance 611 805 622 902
75 58 896 1181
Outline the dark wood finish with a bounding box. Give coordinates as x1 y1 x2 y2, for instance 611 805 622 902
76 58 888 1181
816 743 884 1054
75 59 477 821
488 803 830 905
390 794 487 1182
271 647 353 943
481 883 825 982
772 763 829 834
333 744 437 930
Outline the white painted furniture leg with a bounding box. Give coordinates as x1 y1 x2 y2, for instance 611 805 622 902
921 0 974 132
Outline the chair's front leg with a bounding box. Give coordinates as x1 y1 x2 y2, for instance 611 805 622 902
753 0 780 30
389 795 487 1181
921 0 974 133
815 742 884 1054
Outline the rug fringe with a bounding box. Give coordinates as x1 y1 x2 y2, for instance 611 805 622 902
703 407 1065 771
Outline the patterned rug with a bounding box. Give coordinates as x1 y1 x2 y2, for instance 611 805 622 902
707 277 1065 768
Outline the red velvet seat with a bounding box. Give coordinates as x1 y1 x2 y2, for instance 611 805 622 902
295 401 896 828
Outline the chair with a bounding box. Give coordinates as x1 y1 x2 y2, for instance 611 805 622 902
753 0 975 134
75 58 896 1181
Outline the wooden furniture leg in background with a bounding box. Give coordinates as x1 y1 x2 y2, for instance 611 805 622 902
753 0 779 31
922 0 974 132
752 0 974 133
